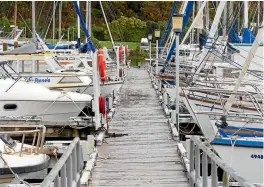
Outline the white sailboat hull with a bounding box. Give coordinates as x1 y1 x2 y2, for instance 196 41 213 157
0 100 88 122
212 142 263 184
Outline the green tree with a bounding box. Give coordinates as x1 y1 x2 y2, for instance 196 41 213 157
107 16 146 42
127 46 148 66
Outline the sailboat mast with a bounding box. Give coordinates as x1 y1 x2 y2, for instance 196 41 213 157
32 1 36 42
77 0 81 46
223 3 227 37
205 2 210 33
257 1 260 29
53 1 56 44
13 1 17 39
197 1 201 44
191 2 195 44
88 1 91 37
86 1 88 37
229 2 233 29
85 1 92 42
244 1 248 28
59 1 62 39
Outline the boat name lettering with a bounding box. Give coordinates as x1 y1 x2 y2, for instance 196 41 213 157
251 154 263 159
27 77 51 83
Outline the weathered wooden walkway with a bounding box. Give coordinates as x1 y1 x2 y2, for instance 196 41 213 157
90 68 188 187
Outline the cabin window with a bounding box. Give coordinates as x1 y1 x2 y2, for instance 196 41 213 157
37 61 53 73
57 57 68 60
223 68 239 78
4 104 17 111
59 76 82 83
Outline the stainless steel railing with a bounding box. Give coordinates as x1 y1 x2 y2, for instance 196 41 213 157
0 124 46 155
189 136 255 187
40 137 84 187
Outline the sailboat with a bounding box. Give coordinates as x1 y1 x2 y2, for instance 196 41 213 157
182 16 264 184
0 126 50 183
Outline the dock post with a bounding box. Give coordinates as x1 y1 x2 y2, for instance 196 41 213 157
116 46 120 79
175 33 180 134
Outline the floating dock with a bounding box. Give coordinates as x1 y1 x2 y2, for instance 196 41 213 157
89 68 189 186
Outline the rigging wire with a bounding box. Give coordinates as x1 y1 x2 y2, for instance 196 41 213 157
0 152 32 187
36 1 46 28
189 2 248 83
44 1 59 40
106 1 124 42
18 12 33 38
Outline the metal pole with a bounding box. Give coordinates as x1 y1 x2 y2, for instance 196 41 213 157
53 1 56 45
88 1 92 37
13 1 17 39
77 0 80 46
59 1 62 39
228 2 232 29
206 2 210 33
155 38 158 75
197 1 201 44
149 41 152 71
244 1 248 28
116 47 120 79
67 28 69 41
191 2 195 43
86 1 88 35
92 52 100 130
257 1 260 29
32 1 36 42
223 2 227 37
100 1 116 53
175 33 180 133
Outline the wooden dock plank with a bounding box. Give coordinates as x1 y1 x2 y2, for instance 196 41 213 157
89 68 188 187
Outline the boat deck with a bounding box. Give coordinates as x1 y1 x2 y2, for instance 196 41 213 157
89 68 188 187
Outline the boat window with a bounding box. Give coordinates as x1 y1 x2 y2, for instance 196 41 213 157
0 64 10 79
37 61 53 73
223 68 239 78
57 57 68 60
74 58 84 68
4 104 17 111
59 76 82 83
45 57 64 72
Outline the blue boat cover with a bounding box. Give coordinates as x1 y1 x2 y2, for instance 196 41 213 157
228 26 241 43
242 28 255 43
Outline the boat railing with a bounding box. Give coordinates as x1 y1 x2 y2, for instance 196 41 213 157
189 136 255 187
40 137 83 187
183 87 263 116
0 124 46 155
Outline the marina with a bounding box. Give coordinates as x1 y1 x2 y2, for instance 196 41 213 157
0 1 263 187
